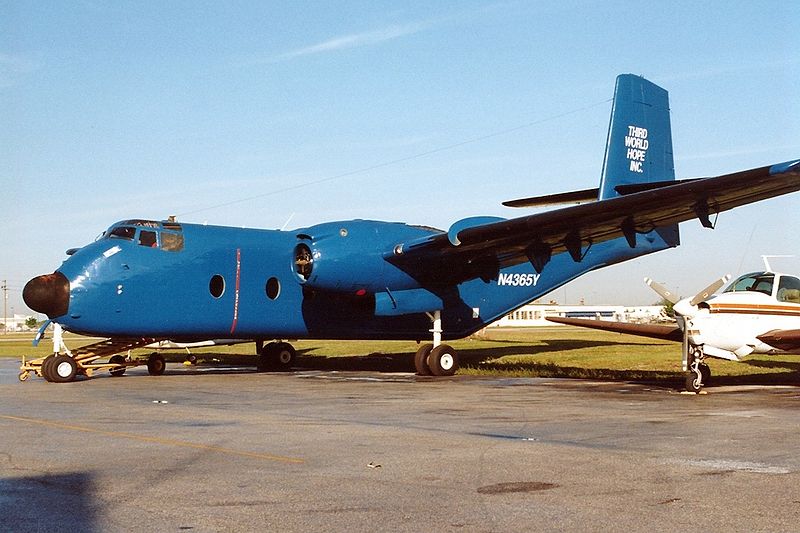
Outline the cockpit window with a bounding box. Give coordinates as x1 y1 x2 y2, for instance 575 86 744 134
777 276 800 304
138 230 158 248
108 226 136 241
725 273 774 296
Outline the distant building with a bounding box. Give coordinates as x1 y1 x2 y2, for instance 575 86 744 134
489 304 666 327
1 314 37 332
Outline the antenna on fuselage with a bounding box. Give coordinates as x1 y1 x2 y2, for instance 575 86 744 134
761 255 795 272
280 213 296 231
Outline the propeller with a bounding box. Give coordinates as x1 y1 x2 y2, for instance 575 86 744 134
645 275 731 318
688 275 732 306
644 277 679 305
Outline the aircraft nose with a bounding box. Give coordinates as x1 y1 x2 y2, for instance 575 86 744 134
23 272 70 318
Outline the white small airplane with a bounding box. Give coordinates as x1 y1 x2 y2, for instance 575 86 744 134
548 258 800 392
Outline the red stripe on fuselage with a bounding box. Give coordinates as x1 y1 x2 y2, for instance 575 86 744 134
230 248 241 334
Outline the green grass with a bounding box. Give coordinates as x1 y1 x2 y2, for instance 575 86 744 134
2 328 799 387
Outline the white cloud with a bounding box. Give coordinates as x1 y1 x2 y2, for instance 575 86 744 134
241 20 432 66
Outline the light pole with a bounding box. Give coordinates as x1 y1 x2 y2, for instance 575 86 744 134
2 280 7 335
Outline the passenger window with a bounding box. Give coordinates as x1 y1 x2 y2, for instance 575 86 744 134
161 232 185 252
138 230 158 248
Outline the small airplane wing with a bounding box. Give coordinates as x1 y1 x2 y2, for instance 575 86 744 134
756 329 800 353
388 160 800 280
546 316 683 342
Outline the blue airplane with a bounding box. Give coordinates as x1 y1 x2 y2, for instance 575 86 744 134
22 74 800 383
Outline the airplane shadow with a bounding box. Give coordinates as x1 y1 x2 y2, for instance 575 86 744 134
157 342 800 389
1 471 99 532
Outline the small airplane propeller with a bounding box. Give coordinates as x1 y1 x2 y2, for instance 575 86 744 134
646 274 731 318
688 275 732 306
644 277 679 305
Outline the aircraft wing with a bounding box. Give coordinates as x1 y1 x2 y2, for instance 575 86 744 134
756 329 800 353
388 160 800 280
546 316 683 342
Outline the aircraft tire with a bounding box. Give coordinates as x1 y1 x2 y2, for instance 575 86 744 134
685 372 703 394
40 355 57 382
257 342 296 371
427 344 459 377
109 354 126 377
414 344 434 375
51 355 77 383
273 342 296 371
147 353 166 376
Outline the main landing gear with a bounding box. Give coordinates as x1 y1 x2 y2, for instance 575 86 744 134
256 341 297 372
685 343 711 393
414 311 460 377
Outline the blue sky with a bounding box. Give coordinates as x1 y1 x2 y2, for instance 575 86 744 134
2 1 799 316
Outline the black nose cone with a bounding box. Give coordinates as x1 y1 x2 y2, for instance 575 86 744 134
23 272 70 318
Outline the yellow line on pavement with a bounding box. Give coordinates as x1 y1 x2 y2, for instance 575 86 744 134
1 414 304 464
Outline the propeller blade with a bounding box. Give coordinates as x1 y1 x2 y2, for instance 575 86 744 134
644 277 679 304
688 275 731 306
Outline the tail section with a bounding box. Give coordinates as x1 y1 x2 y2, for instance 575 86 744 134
598 74 675 200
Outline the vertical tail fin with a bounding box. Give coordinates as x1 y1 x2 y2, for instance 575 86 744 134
598 74 675 200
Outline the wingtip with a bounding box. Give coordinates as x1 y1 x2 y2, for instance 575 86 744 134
769 159 800 175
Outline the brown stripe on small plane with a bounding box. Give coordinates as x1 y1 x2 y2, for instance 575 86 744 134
709 303 800 317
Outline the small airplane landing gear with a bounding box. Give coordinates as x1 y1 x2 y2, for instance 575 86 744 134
685 344 710 393
415 311 459 377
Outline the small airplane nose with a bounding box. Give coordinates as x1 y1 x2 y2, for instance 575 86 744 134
23 272 70 318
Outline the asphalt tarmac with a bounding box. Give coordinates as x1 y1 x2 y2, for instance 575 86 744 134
2 359 800 532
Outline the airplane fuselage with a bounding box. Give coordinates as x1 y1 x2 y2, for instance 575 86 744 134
689 290 800 359
49 217 672 342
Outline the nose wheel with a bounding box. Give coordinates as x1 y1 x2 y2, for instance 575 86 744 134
685 344 710 393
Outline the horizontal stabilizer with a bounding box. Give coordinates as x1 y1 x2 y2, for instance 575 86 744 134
547 316 683 341
503 179 702 208
503 187 599 208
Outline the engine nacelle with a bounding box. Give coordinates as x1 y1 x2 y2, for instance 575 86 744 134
293 220 434 293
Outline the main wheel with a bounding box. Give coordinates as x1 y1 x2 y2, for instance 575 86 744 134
147 353 166 376
51 355 78 383
109 354 126 377
41 355 57 382
272 342 296 371
427 344 459 376
414 344 434 375
257 342 296 371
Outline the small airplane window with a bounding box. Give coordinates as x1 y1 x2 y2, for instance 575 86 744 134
750 275 774 296
777 276 800 303
138 230 158 248
266 277 280 300
108 226 136 241
161 232 184 252
209 275 225 298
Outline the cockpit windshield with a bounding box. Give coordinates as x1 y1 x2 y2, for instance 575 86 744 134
724 272 775 296
103 220 184 252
